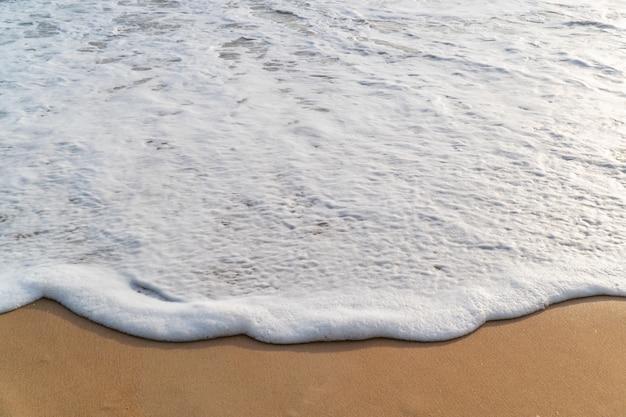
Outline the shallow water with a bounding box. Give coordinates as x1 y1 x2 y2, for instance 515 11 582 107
1 0 625 342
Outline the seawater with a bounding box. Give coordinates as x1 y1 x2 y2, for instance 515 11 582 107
1 0 625 343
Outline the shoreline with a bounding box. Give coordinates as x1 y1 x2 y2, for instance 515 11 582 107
1 296 625 416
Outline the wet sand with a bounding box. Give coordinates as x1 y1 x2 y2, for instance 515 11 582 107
0 296 625 417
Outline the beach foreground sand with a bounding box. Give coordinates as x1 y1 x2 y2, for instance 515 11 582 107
0 296 625 417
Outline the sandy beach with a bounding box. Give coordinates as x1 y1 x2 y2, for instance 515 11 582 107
0 296 625 417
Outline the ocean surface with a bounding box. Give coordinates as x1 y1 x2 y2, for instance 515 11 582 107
1 0 625 343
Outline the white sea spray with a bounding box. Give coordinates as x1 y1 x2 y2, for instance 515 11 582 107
0 0 625 342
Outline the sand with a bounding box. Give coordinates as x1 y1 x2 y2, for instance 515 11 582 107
0 296 625 417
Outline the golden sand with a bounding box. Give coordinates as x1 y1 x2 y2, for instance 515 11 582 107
1 296 625 417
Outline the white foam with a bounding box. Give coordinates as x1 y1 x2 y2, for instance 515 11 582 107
1 262 624 342
1 0 625 342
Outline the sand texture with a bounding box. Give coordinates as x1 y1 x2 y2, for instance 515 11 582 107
0 296 625 417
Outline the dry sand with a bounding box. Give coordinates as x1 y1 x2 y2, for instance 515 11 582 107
0 296 625 417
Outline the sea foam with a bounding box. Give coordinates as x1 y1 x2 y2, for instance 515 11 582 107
1 0 625 342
